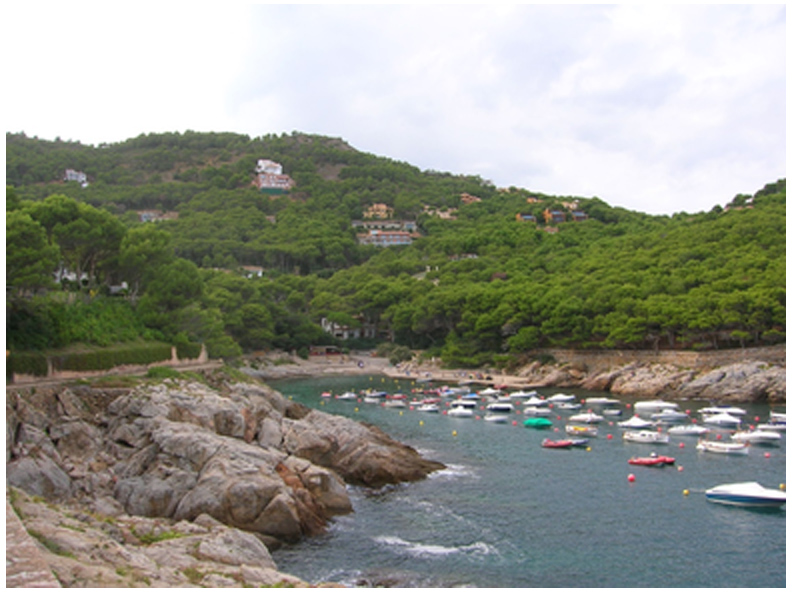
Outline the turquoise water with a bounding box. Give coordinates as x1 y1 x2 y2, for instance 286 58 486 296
269 375 786 588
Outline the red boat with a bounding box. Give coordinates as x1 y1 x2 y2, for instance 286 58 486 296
628 454 676 467
542 438 575 449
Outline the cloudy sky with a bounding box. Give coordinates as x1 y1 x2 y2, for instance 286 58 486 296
4 4 786 215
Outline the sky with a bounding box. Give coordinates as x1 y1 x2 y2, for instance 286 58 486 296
3 4 787 215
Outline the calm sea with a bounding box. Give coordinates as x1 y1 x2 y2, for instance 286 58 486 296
269 375 786 588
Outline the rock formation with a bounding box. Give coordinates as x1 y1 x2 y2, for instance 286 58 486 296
6 372 445 587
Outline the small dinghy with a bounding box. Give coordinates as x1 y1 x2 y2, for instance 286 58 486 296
628 454 676 467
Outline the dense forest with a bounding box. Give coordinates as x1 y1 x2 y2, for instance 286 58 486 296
6 131 786 368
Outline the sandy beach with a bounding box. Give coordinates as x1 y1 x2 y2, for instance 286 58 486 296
248 351 535 390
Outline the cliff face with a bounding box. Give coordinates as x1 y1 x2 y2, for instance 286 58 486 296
6 375 445 587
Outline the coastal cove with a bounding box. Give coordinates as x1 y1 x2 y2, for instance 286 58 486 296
268 374 786 588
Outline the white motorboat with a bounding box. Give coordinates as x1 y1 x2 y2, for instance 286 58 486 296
547 393 577 403
486 401 514 413
703 413 741 428
415 403 440 413
523 406 552 416
509 390 538 400
633 400 679 414
569 412 604 424
557 403 582 411
335 391 358 401
584 397 620 408
478 387 501 397
705 482 785 508
384 399 407 409
652 408 688 422
447 406 474 418
696 439 749 455
668 424 710 436
451 397 478 409
623 430 669 444
769 411 786 425
483 413 509 424
756 422 786 433
523 397 549 407
731 430 781 445
618 415 655 429
698 405 747 417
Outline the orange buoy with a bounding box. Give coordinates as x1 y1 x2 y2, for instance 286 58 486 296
764 452 771 459
607 434 613 440
628 474 636 482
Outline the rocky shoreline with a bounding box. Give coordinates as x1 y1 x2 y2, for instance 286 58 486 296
6 349 786 587
6 370 444 588
246 349 786 405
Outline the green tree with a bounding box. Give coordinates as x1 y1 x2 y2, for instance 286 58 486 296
5 211 60 293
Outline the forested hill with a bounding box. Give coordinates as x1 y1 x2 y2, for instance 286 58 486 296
5 131 786 368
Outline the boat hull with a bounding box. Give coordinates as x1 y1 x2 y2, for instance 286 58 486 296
705 483 786 508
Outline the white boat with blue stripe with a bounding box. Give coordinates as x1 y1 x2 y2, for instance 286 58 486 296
705 482 786 508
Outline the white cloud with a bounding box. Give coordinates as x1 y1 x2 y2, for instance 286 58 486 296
4 4 785 215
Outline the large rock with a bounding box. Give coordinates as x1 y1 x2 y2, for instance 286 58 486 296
675 361 786 403
282 410 445 487
7 375 443 548
8 486 309 587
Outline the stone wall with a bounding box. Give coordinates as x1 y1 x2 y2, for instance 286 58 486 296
9 345 211 385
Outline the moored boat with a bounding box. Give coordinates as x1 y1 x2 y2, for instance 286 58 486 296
584 397 621 408
731 430 781 445
668 424 710 436
523 406 552 416
546 393 577 403
705 482 786 508
652 408 688 422
628 454 676 467
541 438 575 449
447 406 474 418
523 417 553 429
569 412 604 424
618 415 655 429
696 439 749 455
703 413 741 428
335 391 358 401
484 413 508 424
565 424 598 437
634 400 679 414
486 401 514 413
384 399 407 409
542 438 588 450
623 430 669 444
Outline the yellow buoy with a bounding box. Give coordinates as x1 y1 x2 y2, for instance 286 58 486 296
419 420 424 426
452 430 458 437
780 483 786 491
683 489 690 496
354 407 359 412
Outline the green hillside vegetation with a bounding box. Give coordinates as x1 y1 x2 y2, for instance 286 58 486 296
6 131 785 371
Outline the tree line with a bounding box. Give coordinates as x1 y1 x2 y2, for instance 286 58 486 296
5 131 786 368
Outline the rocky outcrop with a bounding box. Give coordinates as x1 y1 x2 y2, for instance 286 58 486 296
8 486 318 588
6 374 445 587
521 359 785 403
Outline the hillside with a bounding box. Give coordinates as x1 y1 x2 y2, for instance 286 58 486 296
6 131 786 369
